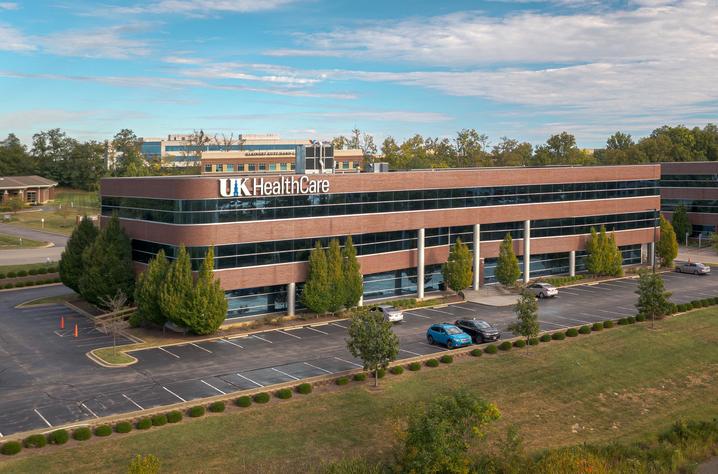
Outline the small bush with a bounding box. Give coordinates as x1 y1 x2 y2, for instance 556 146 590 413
470 348 483 356
6 271 16 278
528 337 540 345
188 406 206 417
1 441 21 456
0 272 5 279
440 354 454 364
484 344 498 354
627 316 636 324
335 377 349 386
17 270 27 277
389 366 404 375
136 418 152 430
591 323 603 332
28 268 38 275
38 268 48 274
579 325 592 334
603 320 615 329
14 281 25 288
552 332 566 341
48 266 58 273
425 358 440 367
235 396 252 408
691 301 699 309
151 414 168 426
94 425 112 437
115 421 132 433
565 328 579 337
276 388 292 400
618 318 628 325
23 434 47 449
253 392 270 403
296 383 313 394
3 283 11 289
540 334 552 343
376 368 386 379
353 373 367 382
635 314 646 322
513 339 526 348
209 401 225 413
73 427 92 441
408 361 422 370
48 429 69 445
498 341 512 351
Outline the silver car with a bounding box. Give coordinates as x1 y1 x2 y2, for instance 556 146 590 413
526 282 558 298
676 262 711 275
375 305 404 323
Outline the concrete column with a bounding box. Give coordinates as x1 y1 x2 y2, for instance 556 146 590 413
569 250 576 277
649 242 655 268
358 295 364 307
417 228 425 299
287 282 296 317
523 220 531 284
472 223 481 290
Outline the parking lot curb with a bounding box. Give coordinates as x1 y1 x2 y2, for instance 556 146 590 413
0 282 62 293
86 348 138 368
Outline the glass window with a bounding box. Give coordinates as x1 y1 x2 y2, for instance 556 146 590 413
248 163 256 171
226 164 234 172
204 164 212 172
259 163 266 171
280 163 288 171
215 164 223 172
269 163 277 171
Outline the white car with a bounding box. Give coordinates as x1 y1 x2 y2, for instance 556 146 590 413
676 262 711 275
527 282 559 298
376 305 404 323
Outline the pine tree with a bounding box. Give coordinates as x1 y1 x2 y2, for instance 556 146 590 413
442 237 473 293
585 227 601 275
342 235 363 308
301 241 330 314
158 245 194 329
671 204 692 245
606 231 624 277
657 215 678 267
586 225 622 276
134 249 169 326
635 270 672 329
188 247 228 335
508 289 540 349
496 233 521 286
78 214 135 307
326 238 345 313
59 216 98 293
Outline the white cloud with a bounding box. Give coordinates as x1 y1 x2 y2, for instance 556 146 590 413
39 24 152 59
0 23 34 51
109 0 296 16
0 2 19 10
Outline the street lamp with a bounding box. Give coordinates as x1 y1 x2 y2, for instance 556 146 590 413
652 208 657 274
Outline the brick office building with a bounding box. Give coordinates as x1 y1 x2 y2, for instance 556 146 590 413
0 175 57 205
660 161 718 237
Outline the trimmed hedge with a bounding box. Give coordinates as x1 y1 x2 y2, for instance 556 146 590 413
513 339 526 348
73 427 92 441
253 392 270 404
603 320 615 329
23 434 47 449
627 316 636 324
151 414 168 426
48 429 69 445
552 332 566 341
276 388 293 400
470 348 483 357
235 396 252 407
579 325 592 334
498 341 512 351
94 425 112 437
115 421 132 433
297 383 313 394
167 411 183 423
425 358 440 367
389 366 404 375
528 337 540 345
408 361 422 370
7 271 16 278
335 377 349 386
188 406 206 417
591 322 604 332
484 344 498 354
209 401 226 413
540 334 552 343
17 270 27 277
440 355 454 364
353 373 367 382
136 418 152 430
376 368 386 379
636 314 646 322
1 441 21 456
618 318 629 325
565 328 579 337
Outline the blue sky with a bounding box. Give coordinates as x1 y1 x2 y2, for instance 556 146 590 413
1 0 716 148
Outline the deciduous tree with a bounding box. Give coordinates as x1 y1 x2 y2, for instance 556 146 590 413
346 307 399 387
671 204 692 245
635 270 672 329
59 216 98 293
508 289 540 349
496 234 520 286
442 237 473 294
326 238 345 314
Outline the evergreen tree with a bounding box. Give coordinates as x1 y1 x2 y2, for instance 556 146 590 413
134 249 169 326
671 204 692 245
657 215 679 267
508 289 540 349
346 307 399 387
585 227 602 275
635 270 672 329
59 216 98 293
496 234 521 286
586 225 622 276
188 247 228 335
78 215 134 307
606 231 624 277
342 235 363 308
441 237 473 294
158 245 195 329
326 238 345 313
301 241 331 314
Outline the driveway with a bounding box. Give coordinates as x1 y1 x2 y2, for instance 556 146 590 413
0 223 67 265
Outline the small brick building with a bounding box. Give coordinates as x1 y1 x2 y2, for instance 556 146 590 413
0 176 57 205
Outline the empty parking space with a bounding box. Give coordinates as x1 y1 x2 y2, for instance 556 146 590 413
165 379 225 401
238 367 296 386
34 403 94 428
81 393 138 418
163 343 215 358
273 361 330 379
123 385 185 410
218 373 265 389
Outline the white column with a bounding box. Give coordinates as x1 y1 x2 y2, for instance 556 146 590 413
287 282 296 317
569 250 576 277
649 242 655 268
523 220 531 284
417 228 425 299
473 223 480 290
358 295 364 307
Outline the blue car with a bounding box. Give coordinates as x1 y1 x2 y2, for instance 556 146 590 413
426 323 473 349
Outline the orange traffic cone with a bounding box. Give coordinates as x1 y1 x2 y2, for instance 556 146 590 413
73 323 78 338
60 316 65 329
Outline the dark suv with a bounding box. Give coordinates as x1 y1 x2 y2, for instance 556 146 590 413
454 319 501 343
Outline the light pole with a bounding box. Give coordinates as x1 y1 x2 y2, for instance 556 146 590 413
652 208 657 274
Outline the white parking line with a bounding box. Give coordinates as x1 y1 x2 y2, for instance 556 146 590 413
420 342 448 351
585 285 613 291
81 403 99 418
122 393 144 410
201 379 226 395
450 305 476 313
597 309 632 317
158 347 180 358
617 306 635 312
34 409 52 428
333 356 363 367
598 282 633 289
271 367 300 380
405 311 430 319
569 286 599 293
330 322 348 329
280 330 302 339
236 373 263 387
549 314 593 325
540 320 570 328
252 334 273 343
558 290 582 296
424 307 455 315
304 362 332 374
163 386 186 402
221 338 244 349
580 313 603 320
306 326 329 335
400 348 422 356
191 343 212 354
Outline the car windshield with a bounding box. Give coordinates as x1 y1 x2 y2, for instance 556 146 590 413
473 320 491 329
446 327 463 335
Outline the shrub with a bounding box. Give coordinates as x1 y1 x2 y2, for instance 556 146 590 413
618 318 629 325
376 368 386 379
94 425 112 437
253 392 270 403
440 354 454 364
0 272 5 278
565 328 579 337
540 334 552 343
552 332 566 341
484 344 498 354
6 271 16 278
3 283 11 289
513 339 526 348
627 316 636 324
209 401 225 412
48 266 58 273
23 434 47 449
136 418 152 430
1 441 21 456
528 337 540 345
335 377 349 386
408 361 422 370
151 414 168 426
297 383 313 394
235 396 252 408
591 323 603 332
425 358 440 367
603 320 615 329
17 270 27 277
635 314 646 322
188 406 206 417
691 301 700 309
353 373 367 382
498 341 512 351
48 429 69 445
14 281 25 288
579 325 592 333
73 427 92 441
470 348 483 356
389 366 404 375
115 421 132 433
29 268 38 275
276 388 292 400
38 268 48 274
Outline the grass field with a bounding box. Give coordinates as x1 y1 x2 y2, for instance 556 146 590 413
1 309 717 473
0 262 57 274
2 188 99 236
0 233 46 249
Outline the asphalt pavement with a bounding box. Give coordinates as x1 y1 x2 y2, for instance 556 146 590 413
0 270 717 437
0 223 67 265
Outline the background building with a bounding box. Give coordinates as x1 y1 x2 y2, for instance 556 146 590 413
660 161 718 237
0 175 57 204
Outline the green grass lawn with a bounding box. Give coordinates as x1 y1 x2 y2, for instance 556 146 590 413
0 233 46 249
1 309 717 473
0 262 57 274
54 188 99 211
5 209 84 236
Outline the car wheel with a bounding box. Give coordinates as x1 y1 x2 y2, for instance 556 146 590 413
694 270 699 275
427 335 434 345
447 340 454 349
538 292 545 299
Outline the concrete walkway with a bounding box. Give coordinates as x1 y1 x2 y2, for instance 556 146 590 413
678 245 716 263
464 285 520 307
0 223 67 265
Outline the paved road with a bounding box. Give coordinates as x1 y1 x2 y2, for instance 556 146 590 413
0 270 717 437
0 223 66 265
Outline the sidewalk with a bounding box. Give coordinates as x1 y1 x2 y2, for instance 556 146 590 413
463 285 519 307
677 245 716 263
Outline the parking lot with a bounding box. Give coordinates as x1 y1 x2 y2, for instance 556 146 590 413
0 268 717 437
